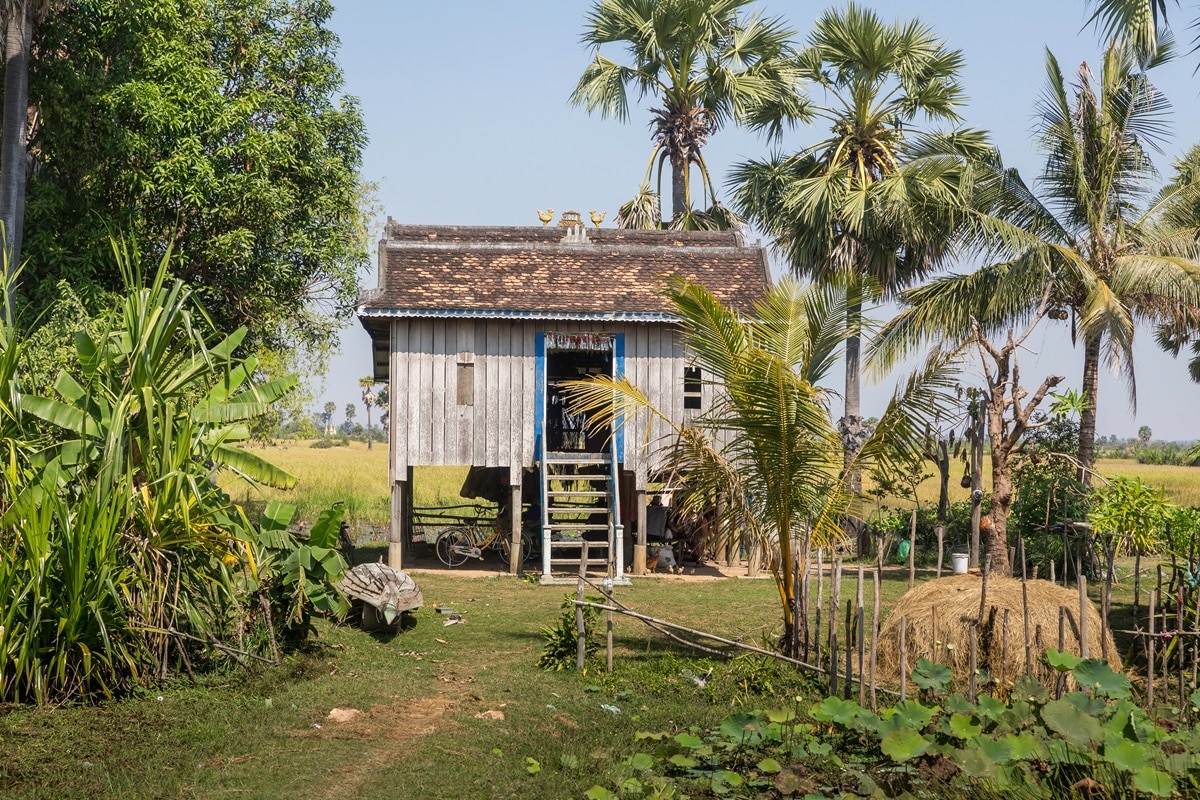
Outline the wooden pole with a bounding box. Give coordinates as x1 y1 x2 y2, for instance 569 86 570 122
857 575 866 708
899 616 907 702
604 575 614 674
814 547 824 670
935 525 945 579
977 555 990 625
801 538 811 662
790 552 801 659
908 509 917 589
931 604 939 664
576 541 590 671
829 558 841 696
870 566 881 712
1056 606 1066 700
1076 548 1089 659
1133 550 1142 617
968 623 978 703
1148 589 1157 708
1101 535 1114 662
1000 608 1010 690
1021 537 1031 676
844 598 853 700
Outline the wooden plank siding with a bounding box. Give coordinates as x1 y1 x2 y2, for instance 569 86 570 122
386 319 707 478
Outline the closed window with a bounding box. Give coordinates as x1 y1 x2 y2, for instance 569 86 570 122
457 362 474 405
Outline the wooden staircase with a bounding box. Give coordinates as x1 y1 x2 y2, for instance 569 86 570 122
539 451 625 581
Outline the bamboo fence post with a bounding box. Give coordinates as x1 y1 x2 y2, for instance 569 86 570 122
1133 550 1142 617
1021 537 1032 675
1056 606 1066 700
1049 558 1055 585
870 565 881 712
908 510 917 589
790 553 801 659
1149 589 1157 708
1035 624 1045 683
857 566 865 706
1101 535 1114 662
899 616 907 702
576 541 590 671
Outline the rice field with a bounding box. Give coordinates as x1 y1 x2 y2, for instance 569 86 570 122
219 441 474 531
222 443 1199 534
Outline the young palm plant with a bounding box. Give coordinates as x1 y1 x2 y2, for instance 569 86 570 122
562 277 958 657
571 0 803 228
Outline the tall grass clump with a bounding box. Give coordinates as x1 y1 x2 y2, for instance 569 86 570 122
0 244 344 704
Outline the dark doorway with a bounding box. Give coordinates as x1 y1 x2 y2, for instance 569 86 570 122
546 348 612 453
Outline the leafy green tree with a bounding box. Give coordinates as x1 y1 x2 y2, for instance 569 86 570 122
872 42 1200 489
22 0 368 356
571 0 800 229
731 3 985 551
564 277 956 655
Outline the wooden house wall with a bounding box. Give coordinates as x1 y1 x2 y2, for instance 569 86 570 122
386 318 711 480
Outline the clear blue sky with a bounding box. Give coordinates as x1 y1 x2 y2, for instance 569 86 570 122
318 0 1200 441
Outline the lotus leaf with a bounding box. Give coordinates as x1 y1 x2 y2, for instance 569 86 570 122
1041 699 1104 748
880 727 931 762
1073 659 1131 699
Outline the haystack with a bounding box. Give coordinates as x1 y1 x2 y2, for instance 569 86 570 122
875 575 1118 692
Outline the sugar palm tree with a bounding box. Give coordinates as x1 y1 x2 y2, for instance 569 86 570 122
872 43 1200 488
730 3 986 548
563 277 956 657
570 0 803 229
359 376 377 450
1086 0 1182 64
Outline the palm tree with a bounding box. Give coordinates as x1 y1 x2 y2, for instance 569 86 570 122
563 277 956 657
872 43 1200 489
730 3 985 550
570 0 802 228
322 401 337 436
359 376 377 450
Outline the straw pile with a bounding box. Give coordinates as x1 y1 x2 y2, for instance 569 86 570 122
875 574 1119 691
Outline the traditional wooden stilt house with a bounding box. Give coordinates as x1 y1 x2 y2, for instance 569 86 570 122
356 216 769 580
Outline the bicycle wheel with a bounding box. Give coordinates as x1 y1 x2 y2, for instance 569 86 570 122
436 527 473 567
520 529 539 564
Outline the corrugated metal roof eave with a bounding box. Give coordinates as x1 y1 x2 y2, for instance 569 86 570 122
356 307 679 323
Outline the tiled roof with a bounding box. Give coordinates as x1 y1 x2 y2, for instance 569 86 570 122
358 223 771 320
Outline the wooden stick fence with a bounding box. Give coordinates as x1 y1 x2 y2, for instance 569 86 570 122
563 522 1200 712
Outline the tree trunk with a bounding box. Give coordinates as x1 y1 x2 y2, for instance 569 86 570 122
365 404 373 450
986 443 1013 576
1077 332 1102 488
670 152 687 222
0 4 33 295
841 291 867 556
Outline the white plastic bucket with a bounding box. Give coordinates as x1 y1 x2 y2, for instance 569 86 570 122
952 552 970 575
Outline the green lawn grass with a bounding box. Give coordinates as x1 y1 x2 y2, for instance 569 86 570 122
0 550 1159 800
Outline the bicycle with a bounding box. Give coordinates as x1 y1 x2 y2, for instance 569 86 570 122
435 508 540 567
